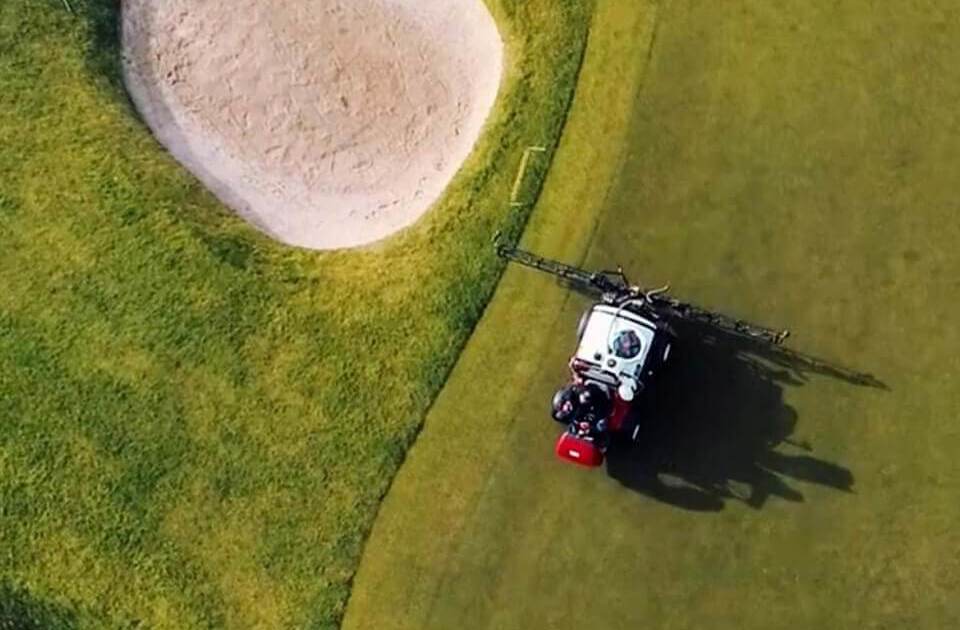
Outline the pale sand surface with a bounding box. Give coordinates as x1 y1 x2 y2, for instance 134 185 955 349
122 0 503 249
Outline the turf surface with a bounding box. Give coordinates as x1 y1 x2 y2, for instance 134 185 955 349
345 1 960 628
0 1 590 627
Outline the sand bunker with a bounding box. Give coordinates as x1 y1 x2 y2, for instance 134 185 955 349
121 0 503 249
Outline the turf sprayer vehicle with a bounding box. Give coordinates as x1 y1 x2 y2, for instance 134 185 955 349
494 234 790 468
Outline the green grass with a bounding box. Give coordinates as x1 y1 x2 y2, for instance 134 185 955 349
0 1 592 627
345 1 960 628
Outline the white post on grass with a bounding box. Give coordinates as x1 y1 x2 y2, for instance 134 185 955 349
510 145 547 207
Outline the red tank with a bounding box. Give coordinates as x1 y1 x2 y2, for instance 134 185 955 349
555 433 604 467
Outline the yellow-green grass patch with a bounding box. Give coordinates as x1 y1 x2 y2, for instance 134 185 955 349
0 0 591 627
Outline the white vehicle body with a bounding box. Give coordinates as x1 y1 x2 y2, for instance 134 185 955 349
574 304 661 401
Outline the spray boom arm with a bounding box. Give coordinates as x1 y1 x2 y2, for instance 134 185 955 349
494 233 789 346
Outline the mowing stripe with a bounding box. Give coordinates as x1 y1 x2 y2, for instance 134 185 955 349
341 3 659 628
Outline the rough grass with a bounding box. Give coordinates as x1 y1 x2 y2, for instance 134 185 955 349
345 1 960 628
0 0 591 627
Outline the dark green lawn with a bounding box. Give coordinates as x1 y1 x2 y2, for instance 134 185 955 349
345 1 960 628
0 1 591 627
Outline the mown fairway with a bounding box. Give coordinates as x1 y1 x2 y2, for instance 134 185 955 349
346 1 960 628
0 1 590 627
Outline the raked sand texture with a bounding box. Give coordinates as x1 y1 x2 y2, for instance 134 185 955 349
122 0 504 249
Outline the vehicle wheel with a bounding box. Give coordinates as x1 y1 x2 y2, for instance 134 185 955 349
576 309 590 341
609 429 636 452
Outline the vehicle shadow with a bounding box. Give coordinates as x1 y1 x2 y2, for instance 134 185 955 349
605 320 883 512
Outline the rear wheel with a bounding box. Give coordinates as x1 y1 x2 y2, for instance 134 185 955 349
576 309 590 341
611 412 643 449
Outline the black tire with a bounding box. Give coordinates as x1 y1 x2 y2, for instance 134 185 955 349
576 309 591 341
